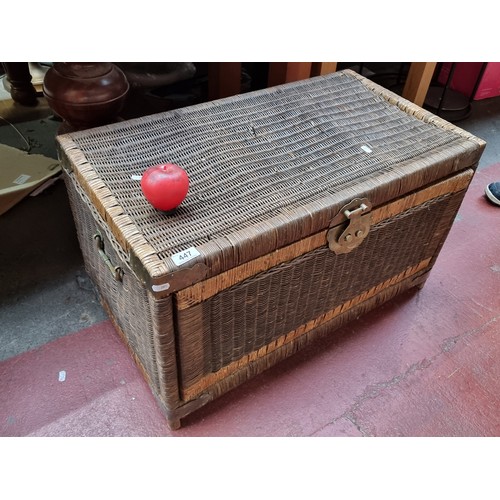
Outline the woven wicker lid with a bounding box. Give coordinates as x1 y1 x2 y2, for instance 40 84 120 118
57 69 485 287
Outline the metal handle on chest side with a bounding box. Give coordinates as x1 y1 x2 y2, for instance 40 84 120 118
93 233 124 282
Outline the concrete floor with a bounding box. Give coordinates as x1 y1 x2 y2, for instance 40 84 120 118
0 69 499 439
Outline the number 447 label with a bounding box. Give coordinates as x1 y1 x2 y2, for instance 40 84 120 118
171 246 201 266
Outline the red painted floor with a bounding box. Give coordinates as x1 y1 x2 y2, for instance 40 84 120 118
1 163 499 437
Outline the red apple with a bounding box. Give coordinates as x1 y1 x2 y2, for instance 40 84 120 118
140 163 189 212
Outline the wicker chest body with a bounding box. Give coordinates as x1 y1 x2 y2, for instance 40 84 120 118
57 70 485 429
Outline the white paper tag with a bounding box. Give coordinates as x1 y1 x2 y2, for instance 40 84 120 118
152 283 171 292
171 246 201 266
13 174 31 185
130 175 142 181
361 145 372 154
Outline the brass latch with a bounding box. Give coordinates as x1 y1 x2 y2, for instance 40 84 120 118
327 198 372 254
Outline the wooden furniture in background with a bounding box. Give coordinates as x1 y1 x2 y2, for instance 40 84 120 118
1 63 38 106
208 63 242 100
4 62 438 116
402 62 437 107
311 62 338 77
206 62 338 100
268 62 314 86
207 62 436 106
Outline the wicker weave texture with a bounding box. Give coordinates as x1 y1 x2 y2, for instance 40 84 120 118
64 172 173 399
61 70 483 267
65 162 468 410
176 188 464 393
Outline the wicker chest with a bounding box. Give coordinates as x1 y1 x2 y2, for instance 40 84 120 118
57 69 485 429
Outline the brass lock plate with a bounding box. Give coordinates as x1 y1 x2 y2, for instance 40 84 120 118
327 198 372 254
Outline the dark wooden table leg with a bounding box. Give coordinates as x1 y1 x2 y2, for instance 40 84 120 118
2 62 38 106
267 63 313 87
208 63 241 100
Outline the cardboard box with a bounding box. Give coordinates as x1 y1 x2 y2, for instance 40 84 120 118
0 144 61 216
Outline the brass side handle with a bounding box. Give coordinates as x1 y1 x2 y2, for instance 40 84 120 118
93 233 124 282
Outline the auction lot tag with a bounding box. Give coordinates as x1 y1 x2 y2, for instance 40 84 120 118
172 247 201 266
